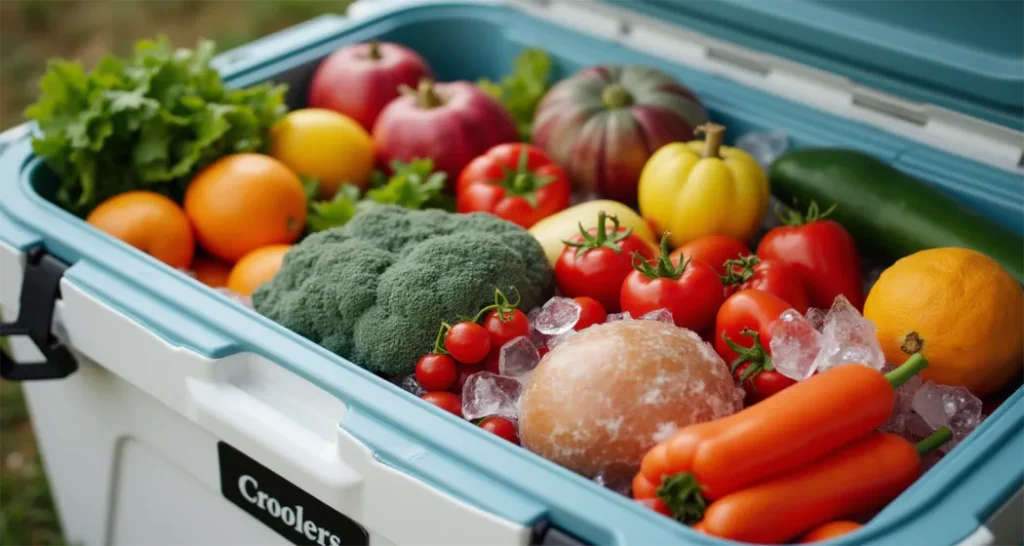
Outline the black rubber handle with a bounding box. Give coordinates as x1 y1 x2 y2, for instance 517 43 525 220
0 246 77 381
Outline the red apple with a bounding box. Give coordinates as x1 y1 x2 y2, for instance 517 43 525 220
372 78 519 180
307 40 434 131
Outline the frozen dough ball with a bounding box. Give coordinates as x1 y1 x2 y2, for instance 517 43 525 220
518 320 743 477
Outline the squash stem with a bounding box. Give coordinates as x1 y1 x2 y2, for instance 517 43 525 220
601 83 634 109
696 123 726 158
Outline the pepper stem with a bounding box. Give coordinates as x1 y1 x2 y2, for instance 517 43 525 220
884 352 929 389
601 83 634 109
367 40 381 60
695 123 726 159
631 234 686 280
915 427 953 458
656 473 708 525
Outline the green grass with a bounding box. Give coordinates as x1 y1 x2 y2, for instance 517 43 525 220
0 2 352 543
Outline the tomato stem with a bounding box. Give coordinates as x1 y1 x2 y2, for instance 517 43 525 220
601 83 634 109
724 329 774 386
470 286 522 324
433 322 452 355
631 234 686 280
656 472 708 525
915 426 952 458
775 199 838 227
498 146 555 207
562 211 634 258
883 352 929 389
720 254 760 285
695 123 726 159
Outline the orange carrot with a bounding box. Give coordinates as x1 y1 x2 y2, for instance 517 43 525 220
633 354 928 523
699 428 951 544
799 521 863 543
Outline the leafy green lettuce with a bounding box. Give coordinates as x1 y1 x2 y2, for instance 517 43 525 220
478 48 553 142
24 36 288 216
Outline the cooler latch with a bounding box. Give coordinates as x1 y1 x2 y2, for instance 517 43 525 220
531 518 591 545
0 245 77 381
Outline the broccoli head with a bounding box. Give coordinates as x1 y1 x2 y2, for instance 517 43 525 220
252 205 555 377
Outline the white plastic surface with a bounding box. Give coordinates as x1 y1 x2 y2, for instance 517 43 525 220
0 240 529 546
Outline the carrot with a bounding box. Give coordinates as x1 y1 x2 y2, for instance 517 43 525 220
699 427 951 544
798 521 863 543
632 354 928 523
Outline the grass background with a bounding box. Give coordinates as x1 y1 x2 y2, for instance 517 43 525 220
0 1 351 543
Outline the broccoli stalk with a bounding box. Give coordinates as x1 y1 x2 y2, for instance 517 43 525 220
251 205 555 377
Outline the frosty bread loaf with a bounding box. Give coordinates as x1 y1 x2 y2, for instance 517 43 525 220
518 320 743 477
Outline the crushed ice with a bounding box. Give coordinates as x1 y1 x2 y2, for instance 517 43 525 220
812 295 885 372
639 308 674 324
769 309 822 380
534 297 581 336
499 337 541 381
462 372 523 421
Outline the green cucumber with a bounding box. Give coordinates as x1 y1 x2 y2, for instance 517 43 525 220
768 148 1024 284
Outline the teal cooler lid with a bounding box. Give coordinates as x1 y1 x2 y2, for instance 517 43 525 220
607 0 1024 132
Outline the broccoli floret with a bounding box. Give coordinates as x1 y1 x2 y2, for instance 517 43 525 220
252 205 555 377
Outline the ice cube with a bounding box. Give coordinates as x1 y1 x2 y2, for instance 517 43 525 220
592 467 633 497
499 336 541 380
812 295 885 372
215 287 253 308
462 372 523 421
640 308 674 324
769 309 822 380
912 381 984 450
736 130 789 170
546 330 576 350
534 297 582 335
606 312 633 322
393 374 426 396
804 308 827 332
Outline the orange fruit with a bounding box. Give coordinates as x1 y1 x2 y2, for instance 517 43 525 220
864 247 1024 398
86 190 194 269
227 244 292 296
190 255 232 288
184 153 306 263
268 108 375 198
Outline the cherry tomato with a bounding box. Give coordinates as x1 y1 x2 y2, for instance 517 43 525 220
452 364 484 393
481 351 501 375
421 391 463 417
722 255 812 314
483 309 530 351
714 289 798 405
538 347 550 359
670 235 751 277
444 322 491 364
556 211 656 313
457 144 571 228
573 296 607 330
620 236 724 335
415 353 458 392
478 416 520 444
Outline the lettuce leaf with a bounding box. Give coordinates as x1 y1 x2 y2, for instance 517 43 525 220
478 48 553 142
24 36 288 216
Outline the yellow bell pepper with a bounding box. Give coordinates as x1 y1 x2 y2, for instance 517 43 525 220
637 123 769 249
529 199 657 266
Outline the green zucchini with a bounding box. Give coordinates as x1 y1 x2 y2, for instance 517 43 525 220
768 148 1024 284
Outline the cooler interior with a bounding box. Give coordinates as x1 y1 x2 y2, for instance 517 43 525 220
10 3 1024 545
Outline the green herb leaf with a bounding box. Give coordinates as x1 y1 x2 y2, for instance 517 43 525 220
477 48 553 142
307 183 361 233
365 158 450 210
24 35 289 217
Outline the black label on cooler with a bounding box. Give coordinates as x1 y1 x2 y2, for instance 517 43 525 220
218 441 369 546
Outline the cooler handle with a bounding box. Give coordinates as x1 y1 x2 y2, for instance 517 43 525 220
0 245 77 381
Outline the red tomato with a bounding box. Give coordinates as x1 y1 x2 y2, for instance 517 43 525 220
757 202 863 310
556 211 657 313
537 347 550 359
478 416 520 444
483 309 530 351
444 322 491 364
481 351 501 375
714 289 798 404
670 235 751 276
573 296 607 330
452 364 483 393
457 143 570 228
415 353 458 391
620 237 724 334
722 255 812 314
421 391 463 417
